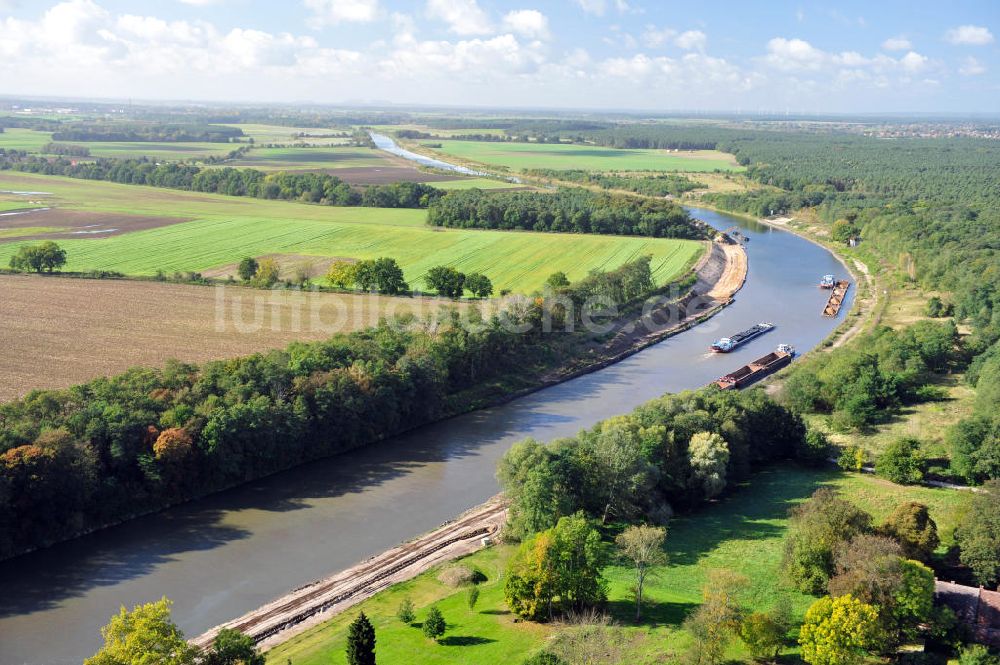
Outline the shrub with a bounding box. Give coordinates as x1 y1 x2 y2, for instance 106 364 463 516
879 502 939 561
875 438 925 485
396 597 415 624
797 429 831 466
837 446 865 472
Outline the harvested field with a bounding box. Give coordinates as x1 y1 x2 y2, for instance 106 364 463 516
0 274 464 402
0 207 187 242
328 166 463 185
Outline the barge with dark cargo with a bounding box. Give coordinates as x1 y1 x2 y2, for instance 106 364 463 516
714 344 795 390
710 322 774 353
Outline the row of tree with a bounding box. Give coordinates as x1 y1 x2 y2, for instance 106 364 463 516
0 150 443 208
427 188 704 239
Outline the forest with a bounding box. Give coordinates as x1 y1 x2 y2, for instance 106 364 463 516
427 188 703 238
50 121 246 143
0 151 443 208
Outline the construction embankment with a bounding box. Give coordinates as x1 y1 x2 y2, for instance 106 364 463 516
190 497 507 651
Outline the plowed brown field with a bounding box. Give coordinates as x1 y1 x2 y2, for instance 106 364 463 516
0 275 463 402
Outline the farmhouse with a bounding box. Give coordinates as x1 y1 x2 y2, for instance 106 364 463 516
934 580 1000 647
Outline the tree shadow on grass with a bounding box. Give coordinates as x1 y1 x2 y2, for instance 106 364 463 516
664 463 839 568
439 635 498 647
477 609 511 616
605 598 700 628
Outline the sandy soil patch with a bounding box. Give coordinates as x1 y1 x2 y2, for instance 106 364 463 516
0 274 464 402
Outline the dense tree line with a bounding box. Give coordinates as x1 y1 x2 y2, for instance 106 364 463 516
42 142 90 157
427 188 704 239
0 151 443 208
498 387 809 541
523 169 703 197
51 122 245 143
779 321 959 431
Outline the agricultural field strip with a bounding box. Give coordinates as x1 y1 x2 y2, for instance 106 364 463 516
0 173 702 292
428 140 744 172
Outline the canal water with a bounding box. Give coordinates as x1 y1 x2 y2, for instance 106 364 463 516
0 207 852 664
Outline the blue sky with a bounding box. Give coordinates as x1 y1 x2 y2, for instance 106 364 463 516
0 0 997 113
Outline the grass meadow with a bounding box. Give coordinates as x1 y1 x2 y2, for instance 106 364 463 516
0 172 702 293
427 141 744 173
265 463 971 665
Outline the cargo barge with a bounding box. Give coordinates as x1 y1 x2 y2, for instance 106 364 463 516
822 280 850 317
714 344 795 390
710 322 774 353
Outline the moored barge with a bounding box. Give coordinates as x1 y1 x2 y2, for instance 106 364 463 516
822 280 850 317
714 344 795 390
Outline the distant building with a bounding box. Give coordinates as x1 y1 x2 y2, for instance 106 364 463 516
935 580 1000 647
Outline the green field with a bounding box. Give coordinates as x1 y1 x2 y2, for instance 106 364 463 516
222 123 352 145
266 464 971 665
84 141 236 160
0 173 701 293
427 141 743 173
0 128 53 152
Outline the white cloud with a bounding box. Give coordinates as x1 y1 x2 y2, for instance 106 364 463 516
574 0 606 15
881 36 911 51
641 25 675 48
177 0 224 5
899 50 927 73
675 29 706 51
959 56 986 76
379 33 544 78
944 25 994 45
502 9 549 39
763 37 826 70
303 0 379 27
426 0 492 35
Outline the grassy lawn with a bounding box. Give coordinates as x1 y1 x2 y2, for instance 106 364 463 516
0 173 702 293
266 464 971 665
428 141 743 173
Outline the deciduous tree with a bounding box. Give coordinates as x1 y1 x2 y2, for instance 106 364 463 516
84 597 197 665
615 524 667 621
798 594 882 665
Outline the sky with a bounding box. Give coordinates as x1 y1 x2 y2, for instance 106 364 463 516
0 0 997 114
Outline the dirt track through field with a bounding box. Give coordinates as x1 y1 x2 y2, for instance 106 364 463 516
0 275 461 401
189 497 508 652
